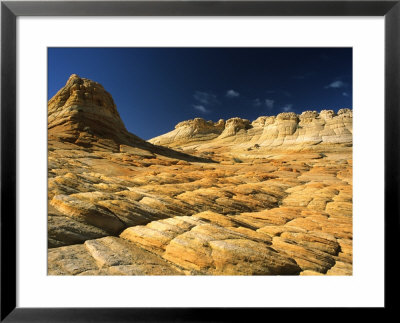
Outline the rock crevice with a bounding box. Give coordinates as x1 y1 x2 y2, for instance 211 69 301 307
48 75 352 276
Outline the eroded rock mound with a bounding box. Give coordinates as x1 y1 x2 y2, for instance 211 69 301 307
48 74 138 147
48 75 352 276
219 118 252 139
151 118 226 146
48 75 215 247
149 109 352 150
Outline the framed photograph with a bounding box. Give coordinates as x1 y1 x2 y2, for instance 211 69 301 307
1 0 398 321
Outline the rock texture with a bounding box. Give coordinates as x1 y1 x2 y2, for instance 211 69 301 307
48 74 213 162
48 75 352 276
149 109 352 151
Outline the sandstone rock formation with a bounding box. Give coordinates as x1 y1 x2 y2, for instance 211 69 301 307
48 74 135 147
48 74 213 162
48 75 352 276
149 109 352 151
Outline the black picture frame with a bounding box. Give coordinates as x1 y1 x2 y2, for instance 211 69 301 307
1 0 398 321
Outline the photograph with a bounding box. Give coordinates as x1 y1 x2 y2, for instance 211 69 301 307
47 47 353 276
2 0 397 318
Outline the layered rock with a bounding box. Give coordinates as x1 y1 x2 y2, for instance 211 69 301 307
149 109 352 151
48 74 137 146
48 75 352 276
48 75 214 247
49 145 353 275
150 118 225 146
219 117 252 139
48 74 213 162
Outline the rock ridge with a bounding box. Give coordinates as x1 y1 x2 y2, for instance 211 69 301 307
48 76 353 276
149 109 352 150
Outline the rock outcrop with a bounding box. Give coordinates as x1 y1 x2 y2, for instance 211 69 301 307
48 74 137 147
48 74 213 162
48 75 352 276
149 109 352 151
48 74 214 247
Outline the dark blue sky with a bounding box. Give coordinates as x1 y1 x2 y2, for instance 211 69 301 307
48 48 352 140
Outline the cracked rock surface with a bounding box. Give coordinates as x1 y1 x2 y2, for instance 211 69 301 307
48 75 352 276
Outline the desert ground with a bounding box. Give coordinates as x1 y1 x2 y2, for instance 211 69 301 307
48 75 352 275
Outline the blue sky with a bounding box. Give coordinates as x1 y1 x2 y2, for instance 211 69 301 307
48 48 352 140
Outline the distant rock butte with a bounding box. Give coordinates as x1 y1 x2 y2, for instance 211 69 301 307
149 109 352 151
48 75 352 276
48 74 135 146
48 74 212 162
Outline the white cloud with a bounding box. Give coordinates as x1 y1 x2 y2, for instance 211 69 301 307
265 99 274 109
193 105 210 114
325 80 346 89
226 89 240 98
282 104 293 112
342 92 349 97
253 98 262 107
193 91 219 105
